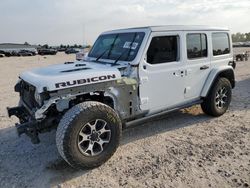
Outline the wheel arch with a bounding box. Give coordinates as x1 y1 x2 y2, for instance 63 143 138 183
48 78 140 122
71 91 116 109
201 67 235 97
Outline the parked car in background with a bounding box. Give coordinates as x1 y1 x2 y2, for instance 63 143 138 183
0 50 6 57
233 41 250 47
10 51 21 57
76 49 89 61
38 48 57 55
27 49 38 55
0 50 12 57
235 51 249 61
17 50 34 56
0 49 37 57
65 48 80 54
57 47 66 52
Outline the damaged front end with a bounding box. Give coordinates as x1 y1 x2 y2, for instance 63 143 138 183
7 80 60 144
7 76 142 144
7 105 38 144
7 104 58 144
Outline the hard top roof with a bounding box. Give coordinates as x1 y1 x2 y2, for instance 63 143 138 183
103 25 229 34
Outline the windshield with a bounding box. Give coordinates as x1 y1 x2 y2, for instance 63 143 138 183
88 32 145 62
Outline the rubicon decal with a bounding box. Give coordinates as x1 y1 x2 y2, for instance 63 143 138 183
55 74 116 88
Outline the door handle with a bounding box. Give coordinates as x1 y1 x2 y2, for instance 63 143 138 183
173 70 185 77
200 65 209 70
180 70 184 77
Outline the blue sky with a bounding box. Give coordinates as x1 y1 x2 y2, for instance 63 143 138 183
1 0 250 45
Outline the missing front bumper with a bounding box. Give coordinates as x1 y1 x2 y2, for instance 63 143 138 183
7 106 40 144
15 121 40 144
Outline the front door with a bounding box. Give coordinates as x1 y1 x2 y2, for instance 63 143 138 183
139 31 185 113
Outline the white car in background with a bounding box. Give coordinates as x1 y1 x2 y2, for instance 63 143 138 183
76 49 89 61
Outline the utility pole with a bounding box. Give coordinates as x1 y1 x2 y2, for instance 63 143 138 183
82 23 86 47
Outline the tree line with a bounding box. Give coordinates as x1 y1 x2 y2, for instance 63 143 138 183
232 32 250 42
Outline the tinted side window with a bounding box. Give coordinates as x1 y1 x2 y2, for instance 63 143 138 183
212 33 230 56
147 36 178 64
187 33 207 59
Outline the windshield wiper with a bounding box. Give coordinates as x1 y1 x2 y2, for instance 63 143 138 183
112 32 137 66
107 34 119 59
95 34 119 63
112 49 127 66
95 49 109 62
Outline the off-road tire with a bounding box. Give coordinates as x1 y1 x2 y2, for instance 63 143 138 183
201 77 232 117
56 101 122 169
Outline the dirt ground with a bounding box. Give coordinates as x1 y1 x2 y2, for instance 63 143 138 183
0 50 249 188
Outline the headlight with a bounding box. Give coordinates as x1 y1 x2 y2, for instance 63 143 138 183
34 90 42 106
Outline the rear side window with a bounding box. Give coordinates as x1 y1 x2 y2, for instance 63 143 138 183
147 36 179 64
186 33 207 59
212 33 230 56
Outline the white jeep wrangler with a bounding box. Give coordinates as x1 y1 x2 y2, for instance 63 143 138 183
7 26 236 169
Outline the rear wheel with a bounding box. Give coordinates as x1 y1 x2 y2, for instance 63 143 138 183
201 77 232 117
56 101 122 169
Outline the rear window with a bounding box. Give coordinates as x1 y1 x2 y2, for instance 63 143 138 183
212 33 230 56
186 33 207 59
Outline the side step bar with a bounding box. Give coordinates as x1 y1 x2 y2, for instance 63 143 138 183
125 99 203 127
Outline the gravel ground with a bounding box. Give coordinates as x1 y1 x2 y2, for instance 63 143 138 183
0 50 249 188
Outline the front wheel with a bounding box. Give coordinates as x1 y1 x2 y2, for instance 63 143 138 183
201 77 232 117
56 101 122 169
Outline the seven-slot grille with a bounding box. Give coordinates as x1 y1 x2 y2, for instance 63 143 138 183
20 80 38 109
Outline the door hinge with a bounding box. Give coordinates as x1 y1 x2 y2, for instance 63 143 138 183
140 77 148 84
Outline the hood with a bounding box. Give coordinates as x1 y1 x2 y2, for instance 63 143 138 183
20 61 122 93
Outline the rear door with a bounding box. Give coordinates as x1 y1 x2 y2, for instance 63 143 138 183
139 31 186 113
183 31 211 99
